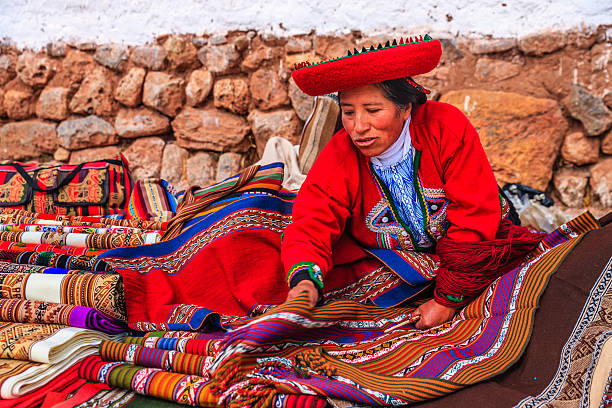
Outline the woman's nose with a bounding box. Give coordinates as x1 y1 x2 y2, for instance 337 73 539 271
354 112 369 132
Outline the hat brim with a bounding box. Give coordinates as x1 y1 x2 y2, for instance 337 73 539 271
292 39 442 96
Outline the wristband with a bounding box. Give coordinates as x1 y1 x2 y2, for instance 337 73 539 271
287 262 323 290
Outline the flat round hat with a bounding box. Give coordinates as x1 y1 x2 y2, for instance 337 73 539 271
292 34 442 96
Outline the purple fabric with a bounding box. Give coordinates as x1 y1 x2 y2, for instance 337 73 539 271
70 305 127 334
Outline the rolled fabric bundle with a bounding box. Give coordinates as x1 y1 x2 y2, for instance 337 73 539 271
0 298 126 334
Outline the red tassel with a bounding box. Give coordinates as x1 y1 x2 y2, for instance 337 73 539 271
418 35 423 41
399 37 404 44
434 219 546 308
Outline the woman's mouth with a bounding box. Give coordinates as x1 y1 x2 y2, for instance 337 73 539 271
354 137 376 148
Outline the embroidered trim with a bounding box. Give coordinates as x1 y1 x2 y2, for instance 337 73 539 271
287 262 323 290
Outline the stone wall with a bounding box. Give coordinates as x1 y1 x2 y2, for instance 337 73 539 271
0 27 611 211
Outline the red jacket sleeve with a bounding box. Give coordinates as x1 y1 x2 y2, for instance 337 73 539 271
281 136 355 280
438 109 501 242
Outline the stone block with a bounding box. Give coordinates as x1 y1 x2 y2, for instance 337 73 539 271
441 90 568 190
69 145 121 164
589 158 612 208
161 143 188 189
142 72 185 117
122 137 166 180
565 84 612 136
114 67 146 107
16 52 53 88
0 55 15 86
468 38 517 54
94 43 128 71
288 78 315 121
241 45 278 71
186 152 217 188
518 31 567 56
69 67 116 116
57 115 118 150
4 89 33 120
53 147 70 162
131 45 167 70
216 152 243 182
198 44 240 75
46 42 67 57
213 77 250 114
286 37 312 53
561 131 600 165
474 58 521 82
36 87 70 121
553 167 589 207
602 130 612 155
0 120 57 160
250 68 289 110
163 36 199 70
172 107 250 152
247 109 302 157
185 69 214 107
115 107 171 138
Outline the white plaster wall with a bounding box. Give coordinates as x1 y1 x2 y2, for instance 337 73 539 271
0 0 610 49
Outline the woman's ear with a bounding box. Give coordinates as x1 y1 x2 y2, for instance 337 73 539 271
401 103 412 121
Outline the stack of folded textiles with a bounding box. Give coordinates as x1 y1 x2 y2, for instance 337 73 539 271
0 207 173 408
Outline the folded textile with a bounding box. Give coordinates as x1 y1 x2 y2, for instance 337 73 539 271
0 299 126 334
100 340 214 378
0 261 86 274
124 335 221 356
0 230 161 249
0 250 111 272
0 322 114 363
0 223 161 235
128 178 178 223
0 322 117 399
0 208 166 231
79 356 217 406
0 362 87 406
204 213 599 406
0 273 126 321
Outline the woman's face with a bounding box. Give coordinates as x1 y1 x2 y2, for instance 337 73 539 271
340 84 411 157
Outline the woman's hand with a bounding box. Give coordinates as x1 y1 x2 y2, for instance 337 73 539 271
412 299 457 329
285 280 319 307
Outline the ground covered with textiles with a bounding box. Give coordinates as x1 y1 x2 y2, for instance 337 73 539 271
0 162 610 408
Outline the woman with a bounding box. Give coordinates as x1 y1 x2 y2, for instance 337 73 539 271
101 35 542 332
284 35 543 329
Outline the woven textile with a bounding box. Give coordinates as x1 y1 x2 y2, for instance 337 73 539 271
0 298 125 333
0 260 86 274
0 272 126 321
128 178 177 223
79 355 217 407
0 249 111 271
0 208 167 231
100 340 214 378
100 163 438 331
516 257 612 408
0 223 161 235
203 213 598 407
124 336 222 356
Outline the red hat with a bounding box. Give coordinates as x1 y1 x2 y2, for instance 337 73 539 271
292 34 442 96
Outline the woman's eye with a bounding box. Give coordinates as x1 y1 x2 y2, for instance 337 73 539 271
342 111 354 116
366 109 380 113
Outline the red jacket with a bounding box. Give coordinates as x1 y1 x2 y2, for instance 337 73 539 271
282 101 503 296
